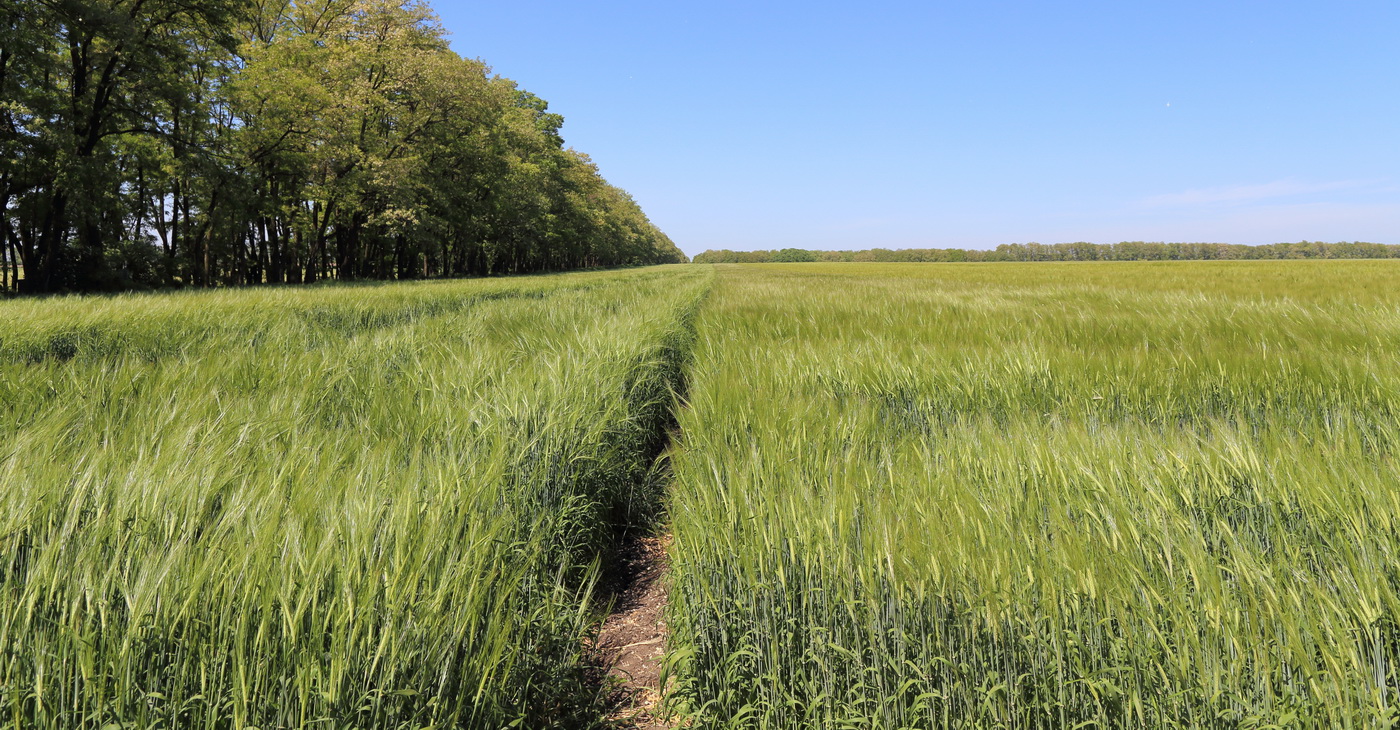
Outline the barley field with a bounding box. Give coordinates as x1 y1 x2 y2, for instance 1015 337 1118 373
667 261 1400 729
0 266 708 728
4 260 1399 729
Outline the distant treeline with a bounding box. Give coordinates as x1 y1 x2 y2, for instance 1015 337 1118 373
694 241 1399 264
1 1 685 295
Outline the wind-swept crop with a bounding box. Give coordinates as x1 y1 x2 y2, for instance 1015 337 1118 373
0 265 708 729
668 261 1400 728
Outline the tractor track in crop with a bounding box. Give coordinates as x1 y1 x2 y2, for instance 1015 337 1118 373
592 277 707 729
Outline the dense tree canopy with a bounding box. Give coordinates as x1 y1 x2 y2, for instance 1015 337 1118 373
1 0 684 294
694 241 1399 264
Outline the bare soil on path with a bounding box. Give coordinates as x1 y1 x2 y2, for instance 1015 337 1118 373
593 533 675 729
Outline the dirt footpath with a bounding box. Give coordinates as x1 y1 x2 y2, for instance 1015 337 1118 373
595 534 674 729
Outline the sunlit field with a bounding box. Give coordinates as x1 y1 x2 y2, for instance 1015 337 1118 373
0 266 708 729
10 0 1392 725
5 260 1399 729
668 261 1400 728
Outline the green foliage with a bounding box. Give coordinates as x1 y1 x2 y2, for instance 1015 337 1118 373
692 240 1399 264
1 0 684 295
667 261 1400 728
0 265 709 728
767 247 818 263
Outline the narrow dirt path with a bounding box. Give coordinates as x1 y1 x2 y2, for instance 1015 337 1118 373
594 533 674 728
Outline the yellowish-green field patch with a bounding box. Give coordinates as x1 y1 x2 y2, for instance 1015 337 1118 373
668 261 1400 728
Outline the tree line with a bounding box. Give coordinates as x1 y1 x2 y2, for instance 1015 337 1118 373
1 0 685 295
693 241 1399 264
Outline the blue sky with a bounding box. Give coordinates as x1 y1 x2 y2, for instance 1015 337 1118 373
439 1 1399 256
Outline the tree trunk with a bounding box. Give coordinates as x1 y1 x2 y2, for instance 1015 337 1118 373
27 192 68 294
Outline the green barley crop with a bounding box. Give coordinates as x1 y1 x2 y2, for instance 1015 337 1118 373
667 261 1400 729
8 259 1398 729
0 265 709 729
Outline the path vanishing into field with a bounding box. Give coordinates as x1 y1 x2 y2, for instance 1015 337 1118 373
592 280 704 729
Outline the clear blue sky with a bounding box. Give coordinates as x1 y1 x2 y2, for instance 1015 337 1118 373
438 1 1398 256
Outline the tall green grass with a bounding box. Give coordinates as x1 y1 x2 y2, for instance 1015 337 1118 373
668 261 1400 728
0 265 709 728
